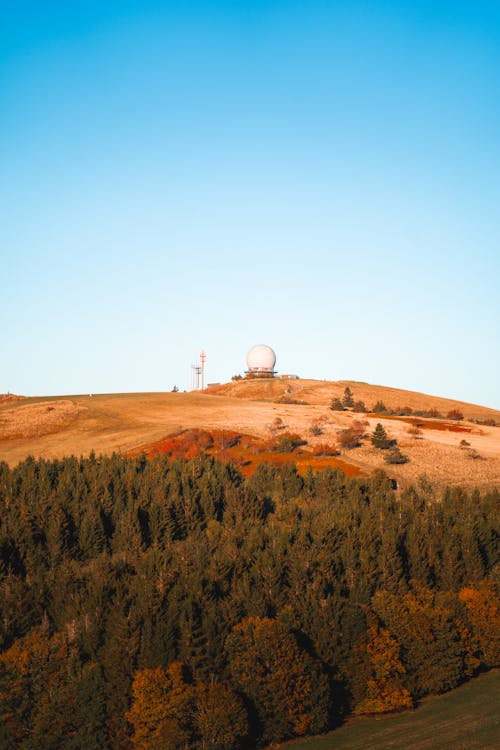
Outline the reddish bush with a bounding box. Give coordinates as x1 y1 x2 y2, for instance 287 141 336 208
312 443 339 457
156 429 214 459
394 405 413 416
214 431 242 450
425 408 443 418
351 419 369 437
447 409 464 421
352 400 367 413
372 400 389 414
338 429 360 450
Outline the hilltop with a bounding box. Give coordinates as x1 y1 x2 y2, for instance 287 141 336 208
1 379 499 487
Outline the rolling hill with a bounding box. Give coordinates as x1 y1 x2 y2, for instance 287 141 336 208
1 379 499 487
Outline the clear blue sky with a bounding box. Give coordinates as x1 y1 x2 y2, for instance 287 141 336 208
1 1 499 407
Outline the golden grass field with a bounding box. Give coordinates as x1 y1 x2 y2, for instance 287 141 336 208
1 379 499 488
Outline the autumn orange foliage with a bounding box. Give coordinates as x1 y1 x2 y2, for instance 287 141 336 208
126 661 247 750
129 429 364 478
312 442 339 456
354 624 413 715
126 662 193 750
459 582 500 667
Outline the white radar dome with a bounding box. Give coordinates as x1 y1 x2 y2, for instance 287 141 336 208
246 344 276 373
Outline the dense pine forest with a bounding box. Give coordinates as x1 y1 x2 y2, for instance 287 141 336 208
0 453 498 749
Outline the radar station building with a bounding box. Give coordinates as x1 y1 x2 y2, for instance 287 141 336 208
245 344 277 378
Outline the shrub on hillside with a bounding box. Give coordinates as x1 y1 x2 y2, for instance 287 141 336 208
214 431 242 450
407 425 423 439
312 443 339 456
268 417 285 435
447 409 464 421
425 408 443 418
338 421 367 451
393 406 413 416
309 423 323 436
414 408 443 419
384 447 409 464
466 449 483 460
352 400 367 413
330 398 345 411
160 429 215 459
372 400 389 414
272 432 307 453
351 419 369 437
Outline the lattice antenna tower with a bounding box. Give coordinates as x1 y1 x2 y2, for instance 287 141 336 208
200 350 207 390
190 362 202 391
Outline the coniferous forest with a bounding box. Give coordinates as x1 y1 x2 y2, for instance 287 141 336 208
0 453 498 749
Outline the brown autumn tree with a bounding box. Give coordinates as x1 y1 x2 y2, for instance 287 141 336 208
127 663 248 750
194 682 248 750
225 617 330 744
353 624 413 715
126 662 194 750
0 627 100 749
459 582 500 667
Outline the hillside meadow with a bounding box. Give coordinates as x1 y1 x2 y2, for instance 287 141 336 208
0 380 499 747
1 379 500 487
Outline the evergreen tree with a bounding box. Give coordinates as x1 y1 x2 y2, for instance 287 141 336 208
371 423 391 449
342 387 355 408
68 662 107 750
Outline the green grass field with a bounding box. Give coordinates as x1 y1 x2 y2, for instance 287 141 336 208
279 669 500 750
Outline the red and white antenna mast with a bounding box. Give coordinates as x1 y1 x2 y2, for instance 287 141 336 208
200 350 207 390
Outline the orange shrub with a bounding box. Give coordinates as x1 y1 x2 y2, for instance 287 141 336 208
447 409 464 421
312 443 339 456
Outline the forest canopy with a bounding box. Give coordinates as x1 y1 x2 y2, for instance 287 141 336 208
0 453 498 748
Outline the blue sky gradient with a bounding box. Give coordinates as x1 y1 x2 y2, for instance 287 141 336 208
1 1 499 406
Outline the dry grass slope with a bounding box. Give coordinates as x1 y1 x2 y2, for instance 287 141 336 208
1 380 499 487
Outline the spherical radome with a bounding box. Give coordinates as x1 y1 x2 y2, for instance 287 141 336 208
246 344 276 372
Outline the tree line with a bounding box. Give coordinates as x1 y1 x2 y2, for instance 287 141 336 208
0 453 498 748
